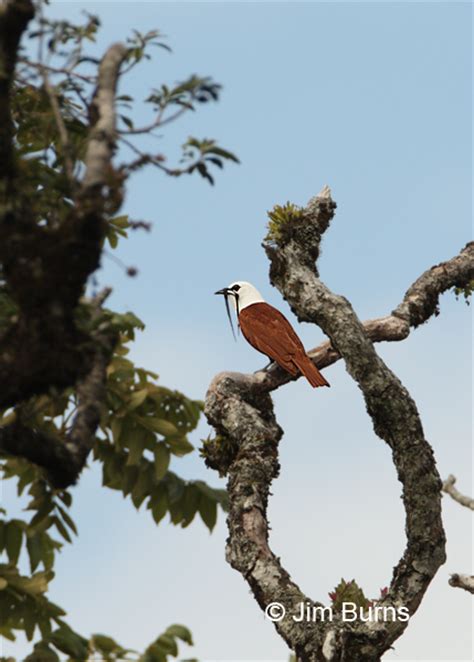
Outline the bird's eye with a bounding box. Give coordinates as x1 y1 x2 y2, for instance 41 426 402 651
231 284 241 292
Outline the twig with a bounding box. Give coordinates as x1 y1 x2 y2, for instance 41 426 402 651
442 474 474 510
448 574 474 594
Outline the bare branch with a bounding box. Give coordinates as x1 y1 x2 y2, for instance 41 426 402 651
448 573 474 594
442 474 474 511
82 42 127 192
118 105 187 135
18 58 95 83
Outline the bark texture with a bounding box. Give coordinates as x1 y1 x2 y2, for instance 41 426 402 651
205 186 472 661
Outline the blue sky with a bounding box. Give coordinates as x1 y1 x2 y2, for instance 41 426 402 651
2 2 472 661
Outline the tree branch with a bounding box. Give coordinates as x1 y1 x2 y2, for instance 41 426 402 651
81 42 127 192
442 474 474 511
40 68 75 182
205 187 459 661
232 240 473 394
205 375 327 657
0 0 35 180
448 574 474 594
0 28 127 410
0 332 114 488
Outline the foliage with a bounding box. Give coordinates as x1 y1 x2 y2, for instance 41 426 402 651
328 578 372 612
0 620 196 662
328 579 389 612
1 2 235 655
14 11 238 195
453 278 474 305
200 434 239 478
265 202 305 246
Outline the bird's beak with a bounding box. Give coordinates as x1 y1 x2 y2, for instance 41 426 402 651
215 287 238 341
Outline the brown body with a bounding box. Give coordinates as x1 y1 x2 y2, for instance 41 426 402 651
239 302 330 388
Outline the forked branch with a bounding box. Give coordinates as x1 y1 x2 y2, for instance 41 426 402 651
203 187 472 661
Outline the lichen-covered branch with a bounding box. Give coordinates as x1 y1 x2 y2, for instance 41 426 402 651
245 239 473 394
205 374 338 659
205 187 458 661
442 474 474 511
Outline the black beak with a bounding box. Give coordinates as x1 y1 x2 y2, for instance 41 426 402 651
214 287 238 341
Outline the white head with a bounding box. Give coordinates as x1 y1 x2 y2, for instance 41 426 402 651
215 280 265 312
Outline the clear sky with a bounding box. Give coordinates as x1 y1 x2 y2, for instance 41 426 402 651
2 2 472 661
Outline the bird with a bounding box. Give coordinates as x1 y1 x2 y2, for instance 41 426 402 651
214 281 330 388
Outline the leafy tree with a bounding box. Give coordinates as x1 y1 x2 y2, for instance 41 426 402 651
0 1 236 658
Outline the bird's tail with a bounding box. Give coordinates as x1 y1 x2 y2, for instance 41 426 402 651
295 355 330 388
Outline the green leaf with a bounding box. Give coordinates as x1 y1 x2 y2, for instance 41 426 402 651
25 642 60 662
181 485 199 527
153 443 170 481
26 533 42 572
50 626 89 660
57 491 72 508
91 633 120 653
198 496 217 532
29 500 55 530
167 436 194 457
6 520 23 563
121 465 139 496
151 492 168 525
155 633 178 656
163 472 185 504
144 643 167 662
0 520 5 553
130 466 154 509
111 417 123 445
128 388 149 410
138 416 179 437
56 505 78 536
0 625 15 640
11 570 52 595
126 428 147 466
0 577 8 589
53 516 72 543
24 605 36 641
39 532 56 571
165 624 194 645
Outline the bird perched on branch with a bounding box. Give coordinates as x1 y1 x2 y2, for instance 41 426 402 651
215 281 330 388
